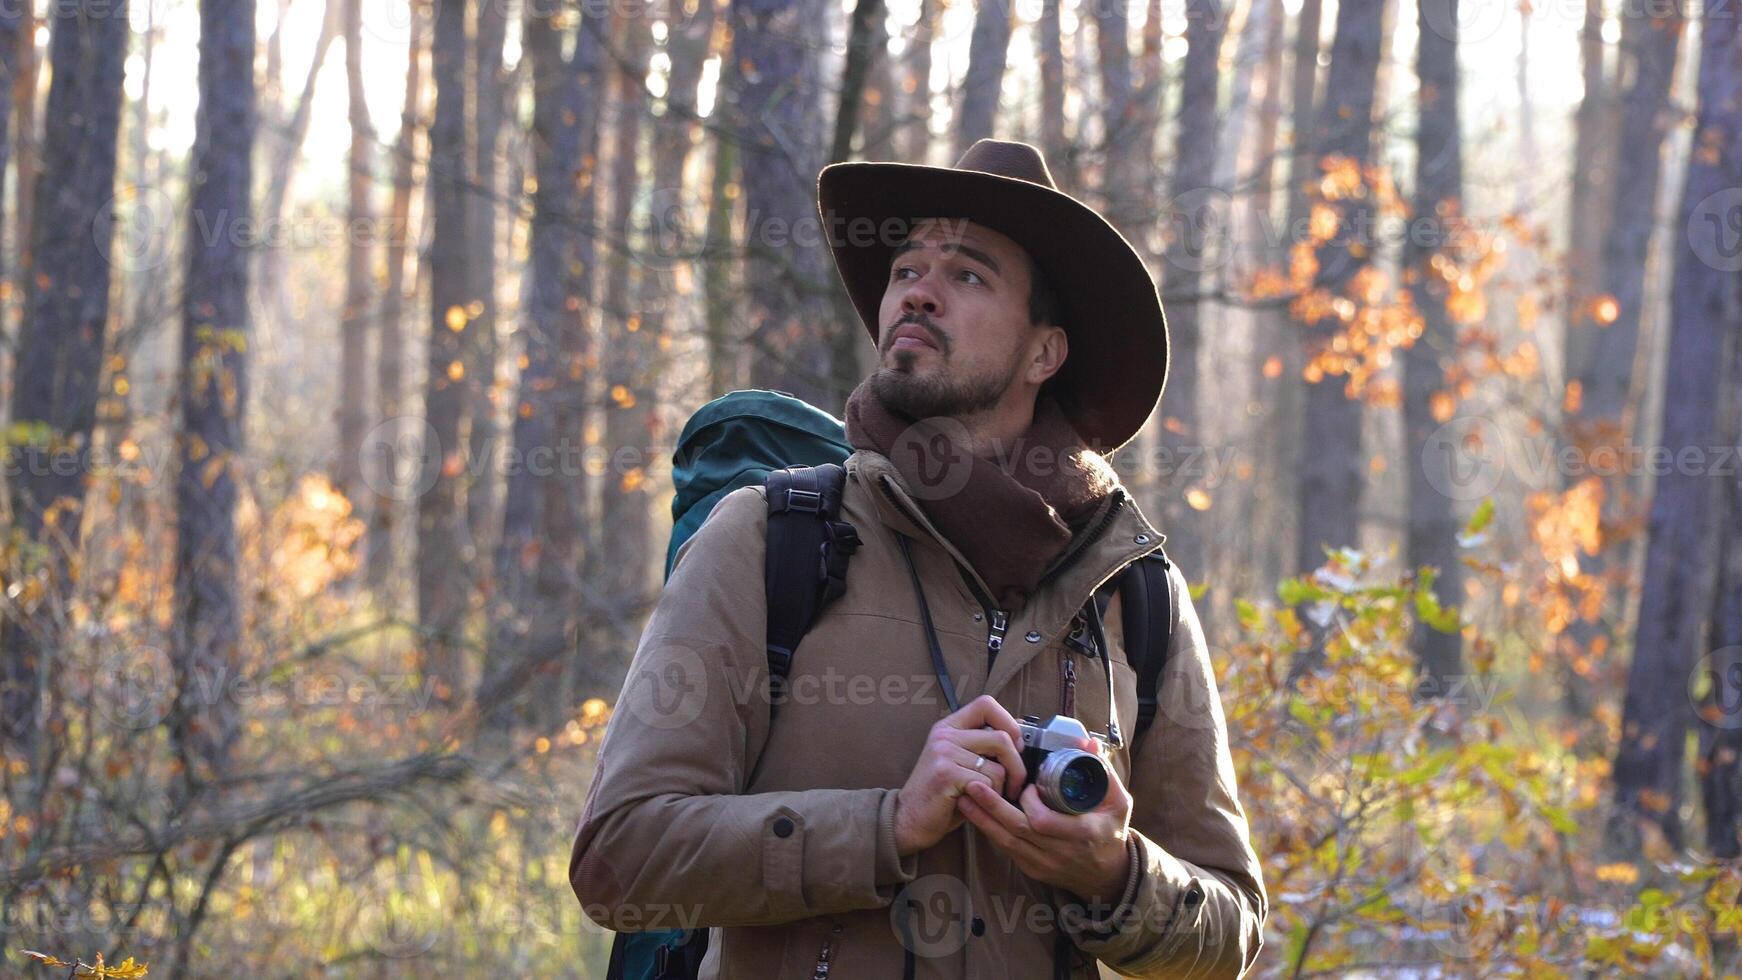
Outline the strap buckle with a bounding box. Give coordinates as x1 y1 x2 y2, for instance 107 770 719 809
784 487 822 513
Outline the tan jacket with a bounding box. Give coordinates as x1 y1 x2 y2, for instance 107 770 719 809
571 450 1266 978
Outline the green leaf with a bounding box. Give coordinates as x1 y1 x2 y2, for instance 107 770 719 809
1464 497 1495 538
1279 578 1332 607
1234 599 1262 631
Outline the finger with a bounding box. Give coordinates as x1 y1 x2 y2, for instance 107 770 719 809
945 728 1027 793
965 779 1036 839
948 695 1025 750
1019 784 1085 839
958 792 1037 858
942 743 1007 792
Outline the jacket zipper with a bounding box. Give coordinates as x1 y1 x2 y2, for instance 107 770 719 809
1061 649 1078 716
877 476 1010 670
1034 488 1131 593
812 922 844 979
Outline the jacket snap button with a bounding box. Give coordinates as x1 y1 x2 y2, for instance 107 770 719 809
1135 533 1150 544
773 817 794 838
1025 630 1042 643
971 917 986 936
973 612 984 622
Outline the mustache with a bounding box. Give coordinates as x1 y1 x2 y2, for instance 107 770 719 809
884 314 949 354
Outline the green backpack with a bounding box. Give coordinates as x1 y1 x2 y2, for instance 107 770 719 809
606 389 1177 980
610 390 859 980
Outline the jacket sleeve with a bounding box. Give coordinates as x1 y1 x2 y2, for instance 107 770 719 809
1059 560 1268 977
569 486 919 931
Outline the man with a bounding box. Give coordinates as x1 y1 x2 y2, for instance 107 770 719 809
571 140 1266 978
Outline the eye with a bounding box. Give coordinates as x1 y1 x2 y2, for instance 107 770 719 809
958 269 985 285
892 265 917 281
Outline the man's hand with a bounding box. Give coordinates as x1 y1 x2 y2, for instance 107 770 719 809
956 757 1134 905
893 695 1028 857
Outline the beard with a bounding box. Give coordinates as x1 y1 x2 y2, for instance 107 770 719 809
869 350 1021 421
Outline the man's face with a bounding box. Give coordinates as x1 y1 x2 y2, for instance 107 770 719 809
871 219 1057 420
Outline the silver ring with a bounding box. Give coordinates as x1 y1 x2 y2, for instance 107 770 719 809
973 755 988 772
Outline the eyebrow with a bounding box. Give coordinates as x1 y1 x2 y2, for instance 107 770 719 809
891 238 1003 279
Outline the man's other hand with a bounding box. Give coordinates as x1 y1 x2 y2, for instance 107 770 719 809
892 695 1027 856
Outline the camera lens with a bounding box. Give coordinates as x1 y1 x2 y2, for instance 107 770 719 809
1035 749 1110 815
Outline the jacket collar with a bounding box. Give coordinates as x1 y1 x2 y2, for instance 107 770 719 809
849 449 1167 694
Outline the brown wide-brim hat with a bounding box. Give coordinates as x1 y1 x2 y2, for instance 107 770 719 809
817 138 1168 452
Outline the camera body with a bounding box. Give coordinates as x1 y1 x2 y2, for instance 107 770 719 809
1016 714 1112 815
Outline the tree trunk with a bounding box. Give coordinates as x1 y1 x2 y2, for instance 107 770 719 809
366 5 426 593
901 0 935 164
1565 0 1615 380
1093 0 1134 225
1612 0 1737 849
0 0 128 746
1252 0 1320 591
416 0 475 705
704 129 739 393
0 0 17 405
601 16 652 666
174 0 256 780
257 0 339 339
1294 0 1382 578
1036 0 1071 187
1554 0 1616 733
828 0 886 387
1564 3 1685 721
336 0 373 506
833 0 886 163
1402 0 1466 689
1134 0 1164 216
731 0 838 406
858 3 899 158
1156 0 1225 577
1700 411 1742 855
480 0 603 726
955 0 1013 156
1231 0 1287 601
465 0 510 550
10 1 37 319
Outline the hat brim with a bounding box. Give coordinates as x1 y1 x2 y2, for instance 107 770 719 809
817 160 1168 452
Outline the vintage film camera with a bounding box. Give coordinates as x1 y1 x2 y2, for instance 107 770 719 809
1016 714 1112 815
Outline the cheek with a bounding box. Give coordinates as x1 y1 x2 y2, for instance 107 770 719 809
877 292 899 332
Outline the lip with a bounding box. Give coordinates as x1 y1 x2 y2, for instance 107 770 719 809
889 324 938 352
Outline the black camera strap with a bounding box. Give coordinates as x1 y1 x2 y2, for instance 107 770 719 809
896 532 962 713
1082 598 1123 749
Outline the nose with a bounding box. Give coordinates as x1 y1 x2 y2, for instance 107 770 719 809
900 270 942 318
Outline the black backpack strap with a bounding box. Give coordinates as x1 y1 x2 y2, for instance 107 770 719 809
764 464 860 716
1087 547 1177 745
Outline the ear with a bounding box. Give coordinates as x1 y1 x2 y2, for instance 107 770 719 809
1024 325 1068 386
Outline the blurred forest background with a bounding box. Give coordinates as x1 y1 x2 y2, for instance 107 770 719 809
3 0 1742 971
